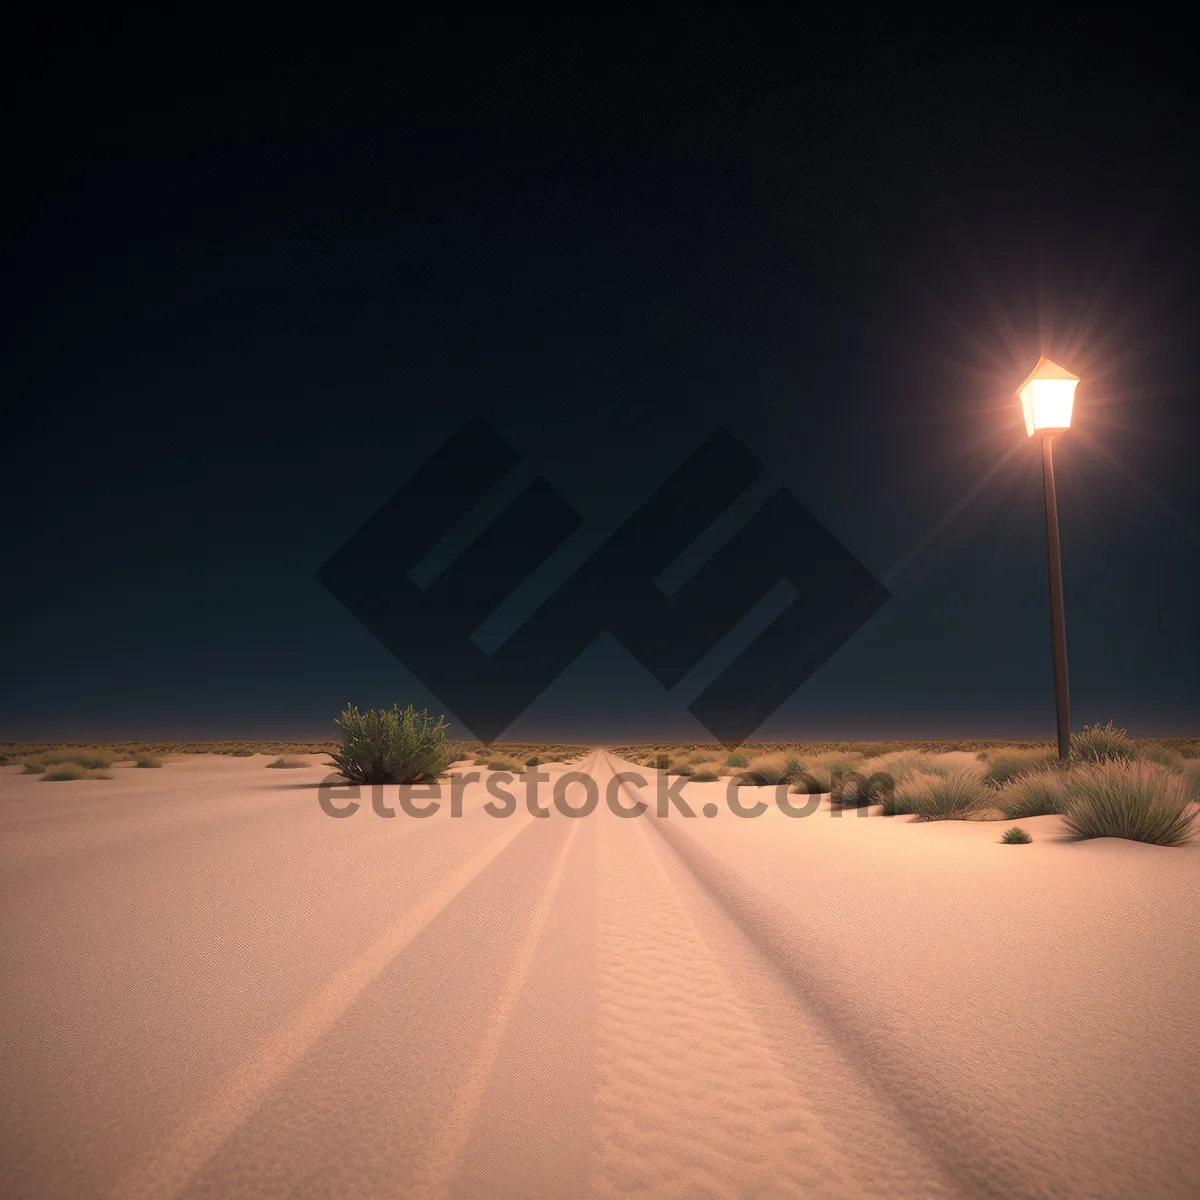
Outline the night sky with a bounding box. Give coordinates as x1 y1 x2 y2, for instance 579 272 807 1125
3 13 1197 743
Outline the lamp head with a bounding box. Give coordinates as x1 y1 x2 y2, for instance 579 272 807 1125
1018 356 1078 437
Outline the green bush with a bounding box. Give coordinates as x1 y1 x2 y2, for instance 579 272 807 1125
1071 721 1134 764
135 756 163 768
328 704 455 785
1062 760 1196 846
1002 827 1033 844
266 757 309 769
997 767 1070 818
726 752 748 768
896 768 992 819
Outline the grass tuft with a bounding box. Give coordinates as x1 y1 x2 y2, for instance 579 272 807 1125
725 752 748 768
979 748 1059 787
41 762 111 781
896 767 993 819
997 767 1070 819
266 757 309 769
486 757 525 773
1071 721 1135 764
1002 826 1033 844
42 747 113 769
1062 759 1196 846
135 756 163 768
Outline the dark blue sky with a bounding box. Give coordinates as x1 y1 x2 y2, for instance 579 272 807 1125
2 13 1197 743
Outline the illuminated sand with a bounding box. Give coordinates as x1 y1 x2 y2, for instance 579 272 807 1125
2 751 1198 1198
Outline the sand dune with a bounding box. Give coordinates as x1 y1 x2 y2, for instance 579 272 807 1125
1 750 1197 1198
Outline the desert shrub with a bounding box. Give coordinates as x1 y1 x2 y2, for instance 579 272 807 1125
1002 827 1033 844
897 768 993 819
22 758 46 774
135 756 163 768
42 763 111 781
981 748 1059 787
266 757 308 769
1137 742 1184 769
43 747 113 769
830 770 895 807
860 750 952 786
667 763 695 776
1071 721 1134 764
791 751 866 794
740 754 792 785
329 704 455 785
1062 760 1196 846
1184 763 1200 802
230 748 254 757
726 752 748 768
691 771 720 782
524 755 540 767
878 788 918 815
998 767 1070 819
486 758 523 772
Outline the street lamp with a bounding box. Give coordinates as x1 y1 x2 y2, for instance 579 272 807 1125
1018 355 1080 760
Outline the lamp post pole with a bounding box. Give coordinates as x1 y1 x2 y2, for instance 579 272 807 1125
1040 435 1071 761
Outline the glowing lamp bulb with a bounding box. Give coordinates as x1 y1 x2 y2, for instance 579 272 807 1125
1018 356 1079 437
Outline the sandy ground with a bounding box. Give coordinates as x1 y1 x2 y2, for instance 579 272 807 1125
1 750 1198 1199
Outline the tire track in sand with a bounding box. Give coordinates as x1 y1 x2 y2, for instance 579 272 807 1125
109 803 545 1200
591 754 866 1199
408 816 583 1199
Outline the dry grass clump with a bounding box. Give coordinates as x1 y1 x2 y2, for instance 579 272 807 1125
1002 827 1033 844
41 762 112 781
1071 721 1135 763
22 758 47 774
1062 759 1196 846
42 747 114 769
266 757 309 769
859 750 953 787
977 747 1059 786
485 757 526 773
789 751 865 794
890 767 993 820
135 756 163 768
997 767 1070 819
738 753 794 786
